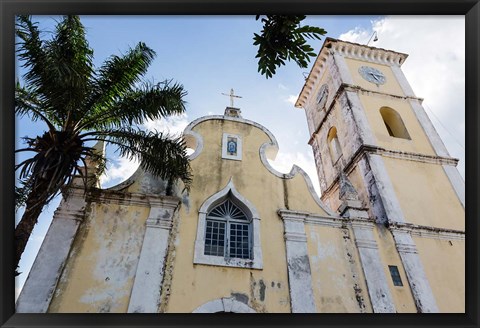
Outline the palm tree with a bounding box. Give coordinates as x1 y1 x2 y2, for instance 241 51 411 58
14 15 192 275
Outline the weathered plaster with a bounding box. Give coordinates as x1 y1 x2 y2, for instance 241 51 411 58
127 197 180 313
296 38 408 108
367 154 406 223
388 221 464 241
16 188 87 313
412 237 465 312
349 218 396 313
278 210 316 313
185 115 334 217
390 231 439 312
158 207 181 313
192 297 256 313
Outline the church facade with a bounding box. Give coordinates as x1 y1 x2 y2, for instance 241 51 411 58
16 38 465 313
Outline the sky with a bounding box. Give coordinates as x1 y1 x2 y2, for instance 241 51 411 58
15 15 465 301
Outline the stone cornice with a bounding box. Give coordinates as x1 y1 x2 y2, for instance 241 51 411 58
388 222 465 241
86 188 180 208
321 144 459 199
296 37 408 108
307 83 423 145
278 208 464 241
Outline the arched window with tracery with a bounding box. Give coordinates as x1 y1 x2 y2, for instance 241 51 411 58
204 199 252 259
380 107 411 140
194 179 263 269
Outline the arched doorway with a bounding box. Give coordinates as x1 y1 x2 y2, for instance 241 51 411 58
192 297 256 313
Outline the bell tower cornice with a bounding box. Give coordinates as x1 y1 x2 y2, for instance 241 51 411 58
295 37 408 109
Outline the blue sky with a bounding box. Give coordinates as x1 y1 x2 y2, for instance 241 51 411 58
15 15 465 300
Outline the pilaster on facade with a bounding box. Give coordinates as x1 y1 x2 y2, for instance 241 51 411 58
348 218 396 313
16 187 87 313
367 154 406 224
339 183 396 313
390 65 464 209
278 210 316 313
389 230 439 313
366 154 439 312
127 196 180 313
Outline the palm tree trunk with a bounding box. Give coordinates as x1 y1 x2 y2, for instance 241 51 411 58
14 178 49 275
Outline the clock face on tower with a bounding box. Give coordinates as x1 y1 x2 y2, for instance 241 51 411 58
358 66 386 85
316 84 329 111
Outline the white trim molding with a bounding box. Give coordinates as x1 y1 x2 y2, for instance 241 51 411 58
367 154 439 312
391 231 439 312
367 154 407 224
278 210 316 313
183 114 335 216
349 218 396 313
388 221 465 241
193 178 263 270
442 165 465 209
16 187 87 313
192 297 256 313
127 197 180 313
296 38 408 108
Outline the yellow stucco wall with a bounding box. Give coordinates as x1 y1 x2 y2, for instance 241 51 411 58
49 201 150 313
382 157 464 230
373 225 417 312
307 224 372 313
413 236 465 312
164 118 330 313
344 58 405 97
357 95 436 155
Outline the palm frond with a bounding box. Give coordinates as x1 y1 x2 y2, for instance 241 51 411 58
85 128 192 191
83 42 156 121
16 15 94 128
15 84 58 131
78 80 187 131
46 15 94 127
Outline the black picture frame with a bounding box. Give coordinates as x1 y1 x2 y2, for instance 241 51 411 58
1 1 478 327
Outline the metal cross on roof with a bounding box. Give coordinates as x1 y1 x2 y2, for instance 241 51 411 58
221 88 242 107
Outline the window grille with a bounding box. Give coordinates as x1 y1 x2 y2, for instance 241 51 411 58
204 199 252 260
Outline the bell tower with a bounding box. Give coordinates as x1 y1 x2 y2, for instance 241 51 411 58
295 38 465 312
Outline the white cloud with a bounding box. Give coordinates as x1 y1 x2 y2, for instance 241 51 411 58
338 26 372 44
100 113 190 187
100 155 140 187
142 113 190 137
340 16 465 179
268 151 321 195
285 95 299 105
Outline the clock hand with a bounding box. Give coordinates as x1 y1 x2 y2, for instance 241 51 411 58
369 72 380 81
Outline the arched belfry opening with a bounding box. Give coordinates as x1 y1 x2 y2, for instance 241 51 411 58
327 126 343 165
380 107 411 140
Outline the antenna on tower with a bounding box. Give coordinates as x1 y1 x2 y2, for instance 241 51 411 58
367 31 378 46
